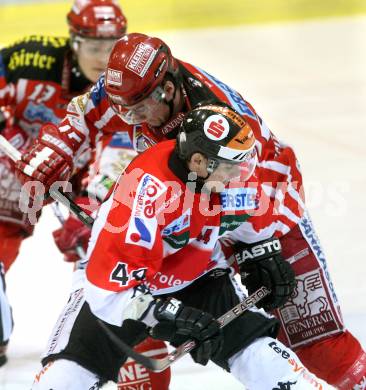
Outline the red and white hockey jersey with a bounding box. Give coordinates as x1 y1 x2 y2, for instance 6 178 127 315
0 36 92 230
0 36 92 140
53 59 305 241
0 35 137 227
84 140 304 325
20 58 305 324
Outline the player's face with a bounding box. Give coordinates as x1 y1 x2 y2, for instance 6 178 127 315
204 162 243 193
120 98 169 127
189 153 244 193
109 86 171 127
76 38 116 83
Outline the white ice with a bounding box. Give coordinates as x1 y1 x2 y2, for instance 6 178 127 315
1 15 366 389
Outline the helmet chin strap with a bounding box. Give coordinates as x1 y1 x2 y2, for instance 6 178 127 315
163 97 175 118
201 173 210 180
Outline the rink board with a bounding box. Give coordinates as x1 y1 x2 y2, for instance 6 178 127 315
0 0 366 44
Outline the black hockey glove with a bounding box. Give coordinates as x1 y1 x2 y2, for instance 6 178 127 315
150 298 223 366
235 237 296 311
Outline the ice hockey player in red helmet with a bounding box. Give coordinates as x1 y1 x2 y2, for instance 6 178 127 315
0 0 126 367
67 0 127 83
104 33 184 129
16 31 366 389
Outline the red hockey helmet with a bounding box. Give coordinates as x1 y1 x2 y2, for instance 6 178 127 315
67 0 127 39
105 33 179 107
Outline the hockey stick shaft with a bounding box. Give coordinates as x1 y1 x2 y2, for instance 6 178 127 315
98 286 270 372
49 188 94 228
0 134 94 228
51 201 66 225
0 134 21 161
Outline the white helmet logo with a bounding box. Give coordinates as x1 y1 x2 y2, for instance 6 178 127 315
126 43 157 78
204 115 229 141
107 68 123 86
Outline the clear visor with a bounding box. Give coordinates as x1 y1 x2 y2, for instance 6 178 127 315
108 86 166 125
207 147 257 183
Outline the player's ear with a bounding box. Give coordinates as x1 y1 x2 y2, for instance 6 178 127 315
163 81 175 101
188 153 208 177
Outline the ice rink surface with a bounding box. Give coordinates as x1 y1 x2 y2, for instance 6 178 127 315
1 15 366 389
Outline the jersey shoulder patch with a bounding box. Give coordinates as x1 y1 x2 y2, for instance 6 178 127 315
125 173 167 250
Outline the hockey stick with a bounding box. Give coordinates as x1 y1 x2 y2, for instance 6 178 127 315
49 189 93 228
98 285 270 372
0 134 93 227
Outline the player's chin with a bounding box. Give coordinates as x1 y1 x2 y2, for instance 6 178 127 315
147 117 164 127
203 180 226 193
87 69 105 83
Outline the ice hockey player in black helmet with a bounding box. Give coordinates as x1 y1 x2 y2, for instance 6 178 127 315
30 103 332 390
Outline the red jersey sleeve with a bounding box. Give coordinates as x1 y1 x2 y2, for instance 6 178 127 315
39 75 132 171
86 168 169 293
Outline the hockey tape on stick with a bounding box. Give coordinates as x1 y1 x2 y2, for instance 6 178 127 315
98 286 270 372
0 134 21 161
51 201 88 262
51 201 66 225
48 188 94 228
0 134 94 228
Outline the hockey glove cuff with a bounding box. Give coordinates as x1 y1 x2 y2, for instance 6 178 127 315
151 298 223 365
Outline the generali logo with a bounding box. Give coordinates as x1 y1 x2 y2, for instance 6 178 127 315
106 68 123 86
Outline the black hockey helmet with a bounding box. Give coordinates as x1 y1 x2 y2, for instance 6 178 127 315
177 103 257 179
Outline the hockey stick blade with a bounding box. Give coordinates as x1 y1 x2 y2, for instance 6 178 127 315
97 319 167 372
99 286 270 372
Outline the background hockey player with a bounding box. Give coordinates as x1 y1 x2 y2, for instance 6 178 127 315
30 104 334 389
15 33 366 388
0 0 127 367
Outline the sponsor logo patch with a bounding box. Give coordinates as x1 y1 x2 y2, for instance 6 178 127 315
23 102 60 124
272 381 297 390
126 43 157 78
133 125 157 152
200 68 257 120
279 270 342 348
162 209 190 236
220 187 259 211
204 114 229 140
7 50 56 71
299 211 338 303
126 174 167 249
268 341 323 389
107 68 123 86
109 131 133 148
97 24 117 35
94 5 115 19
